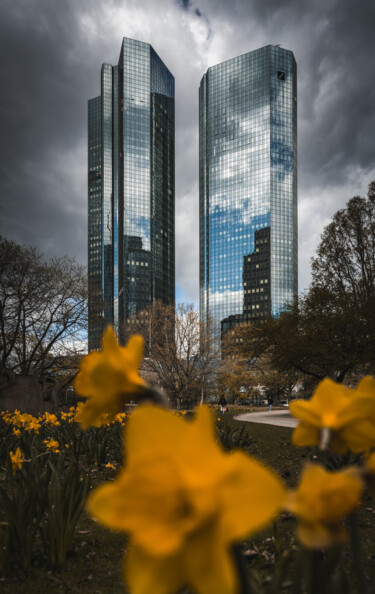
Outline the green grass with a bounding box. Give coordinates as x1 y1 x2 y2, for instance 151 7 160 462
2 409 375 593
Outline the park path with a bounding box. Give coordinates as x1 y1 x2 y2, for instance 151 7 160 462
234 409 298 428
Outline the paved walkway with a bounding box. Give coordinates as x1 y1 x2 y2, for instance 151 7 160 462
234 409 298 428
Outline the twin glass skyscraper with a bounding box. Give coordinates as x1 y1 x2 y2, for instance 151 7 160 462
88 38 175 351
199 45 297 336
88 41 297 350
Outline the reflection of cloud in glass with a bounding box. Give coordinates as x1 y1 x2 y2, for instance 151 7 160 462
209 193 271 223
202 288 244 324
218 145 268 180
125 215 151 251
125 154 150 169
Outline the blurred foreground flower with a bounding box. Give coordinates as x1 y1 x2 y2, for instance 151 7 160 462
88 405 285 594
290 377 375 454
74 327 146 428
285 464 362 548
10 447 24 474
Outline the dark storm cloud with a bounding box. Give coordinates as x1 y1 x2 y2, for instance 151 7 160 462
199 0 375 188
178 0 191 9
0 0 374 297
0 0 124 262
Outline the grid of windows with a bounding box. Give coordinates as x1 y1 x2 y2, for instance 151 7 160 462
88 97 103 349
88 38 175 351
199 45 297 335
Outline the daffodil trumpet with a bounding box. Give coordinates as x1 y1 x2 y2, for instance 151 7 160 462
319 427 331 450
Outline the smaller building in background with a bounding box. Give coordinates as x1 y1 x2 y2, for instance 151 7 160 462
221 227 271 338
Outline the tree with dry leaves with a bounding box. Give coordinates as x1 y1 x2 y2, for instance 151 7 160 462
224 182 375 385
122 301 219 408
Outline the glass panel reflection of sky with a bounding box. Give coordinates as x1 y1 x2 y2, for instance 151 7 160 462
199 45 297 335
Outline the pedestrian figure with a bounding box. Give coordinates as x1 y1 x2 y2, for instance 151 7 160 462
268 397 273 412
219 395 227 413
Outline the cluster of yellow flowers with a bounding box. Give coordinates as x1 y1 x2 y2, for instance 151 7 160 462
1 410 42 434
2 393 128 476
70 326 375 594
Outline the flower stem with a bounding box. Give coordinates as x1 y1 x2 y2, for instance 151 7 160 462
232 545 253 594
348 513 368 594
305 549 321 594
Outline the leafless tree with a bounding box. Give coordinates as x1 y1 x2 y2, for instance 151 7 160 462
0 237 87 409
123 301 219 408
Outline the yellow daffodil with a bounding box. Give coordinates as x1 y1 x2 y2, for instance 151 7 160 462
44 412 60 426
44 438 60 453
10 448 24 474
285 464 363 549
290 377 375 454
105 462 115 469
74 327 145 429
88 405 285 594
26 419 41 434
12 412 33 428
13 428 21 437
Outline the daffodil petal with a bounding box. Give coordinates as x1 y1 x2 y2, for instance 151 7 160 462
292 422 320 447
126 335 144 369
339 420 375 453
184 522 238 594
102 326 119 352
220 451 285 541
125 405 187 468
181 406 234 485
356 376 375 396
312 378 349 410
289 401 322 427
125 544 183 594
89 457 193 556
338 396 375 427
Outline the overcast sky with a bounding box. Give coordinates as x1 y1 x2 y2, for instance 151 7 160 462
0 0 374 304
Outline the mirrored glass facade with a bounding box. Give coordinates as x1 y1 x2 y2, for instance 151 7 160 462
199 45 297 337
88 38 175 351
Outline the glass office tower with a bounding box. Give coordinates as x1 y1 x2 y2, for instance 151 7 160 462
88 38 175 351
199 45 297 337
